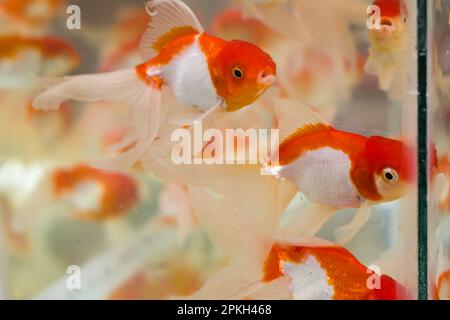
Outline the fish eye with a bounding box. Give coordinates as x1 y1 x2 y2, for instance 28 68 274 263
382 168 399 184
232 67 243 79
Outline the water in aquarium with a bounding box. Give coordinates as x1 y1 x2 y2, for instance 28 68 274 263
0 0 447 300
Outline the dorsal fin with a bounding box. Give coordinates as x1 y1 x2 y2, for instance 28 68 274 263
272 98 329 143
139 0 204 61
281 123 332 146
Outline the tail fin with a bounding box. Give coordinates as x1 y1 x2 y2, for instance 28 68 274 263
32 69 140 111
32 69 162 171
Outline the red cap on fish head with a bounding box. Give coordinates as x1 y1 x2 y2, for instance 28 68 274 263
373 0 408 18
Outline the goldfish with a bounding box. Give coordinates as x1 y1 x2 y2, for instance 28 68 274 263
52 164 139 221
0 35 80 88
0 0 62 33
265 99 414 244
32 0 277 171
258 241 408 300
365 0 409 100
190 211 407 299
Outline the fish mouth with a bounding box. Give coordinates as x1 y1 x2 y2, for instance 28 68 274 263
379 17 397 31
257 70 277 86
381 18 393 27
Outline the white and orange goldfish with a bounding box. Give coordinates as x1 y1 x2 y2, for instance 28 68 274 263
365 0 410 100
32 0 277 171
265 99 415 244
6 162 139 229
193 238 408 300
51 164 139 221
0 34 80 88
0 0 63 34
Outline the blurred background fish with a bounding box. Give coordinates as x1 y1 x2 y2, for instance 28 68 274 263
365 0 410 100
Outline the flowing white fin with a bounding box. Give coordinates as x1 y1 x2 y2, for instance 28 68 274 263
187 169 295 261
334 201 372 245
188 258 263 300
33 69 139 111
32 68 163 171
91 88 162 171
277 202 338 239
140 0 204 61
248 276 292 300
272 98 326 142
184 171 296 300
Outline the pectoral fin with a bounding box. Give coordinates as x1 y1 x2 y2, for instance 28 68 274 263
277 202 338 238
334 201 372 245
187 259 262 300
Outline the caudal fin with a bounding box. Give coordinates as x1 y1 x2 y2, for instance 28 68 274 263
32 68 162 171
32 69 140 111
